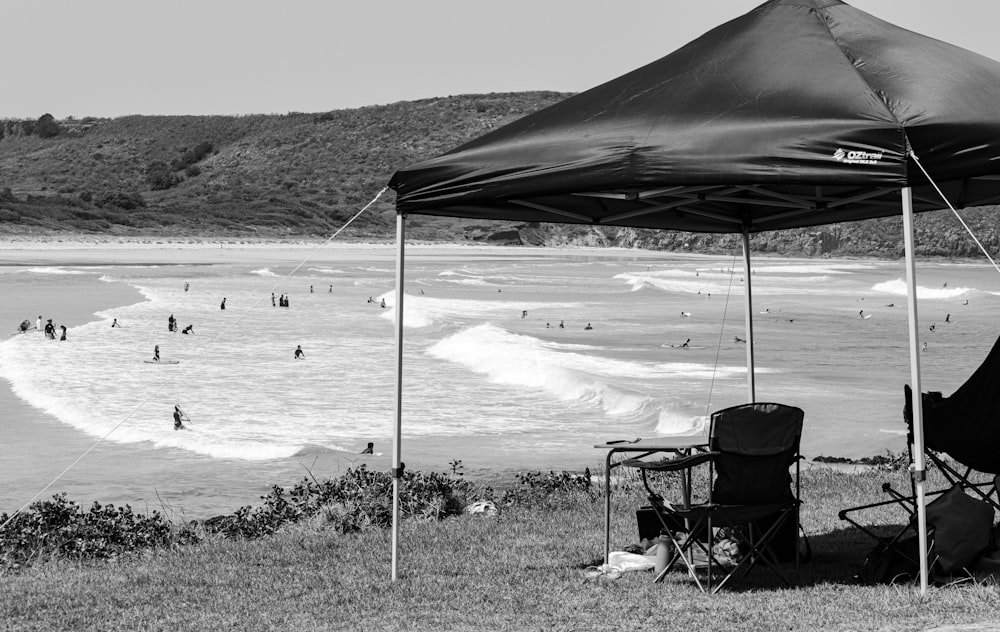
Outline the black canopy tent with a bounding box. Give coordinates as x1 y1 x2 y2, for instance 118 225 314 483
387 0 1000 590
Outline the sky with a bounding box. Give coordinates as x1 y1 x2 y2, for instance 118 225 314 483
3 0 1000 119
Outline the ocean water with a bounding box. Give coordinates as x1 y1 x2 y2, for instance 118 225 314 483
2 247 999 517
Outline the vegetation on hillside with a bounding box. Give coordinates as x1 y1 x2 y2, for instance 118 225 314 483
3 95 1000 258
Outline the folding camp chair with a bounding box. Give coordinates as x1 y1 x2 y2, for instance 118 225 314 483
623 402 804 593
840 381 1000 553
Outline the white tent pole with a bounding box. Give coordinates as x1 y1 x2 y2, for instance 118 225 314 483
391 212 406 582
742 228 756 402
901 187 929 594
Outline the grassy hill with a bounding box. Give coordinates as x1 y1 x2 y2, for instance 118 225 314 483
3 94 1000 258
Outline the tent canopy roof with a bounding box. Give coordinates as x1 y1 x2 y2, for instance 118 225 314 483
389 0 1000 233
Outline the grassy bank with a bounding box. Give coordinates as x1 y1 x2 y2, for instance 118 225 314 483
2 464 998 631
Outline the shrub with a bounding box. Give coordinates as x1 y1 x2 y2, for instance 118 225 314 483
203 465 474 538
0 494 199 571
145 161 178 190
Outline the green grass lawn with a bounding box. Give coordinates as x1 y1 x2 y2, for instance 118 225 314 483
2 465 999 632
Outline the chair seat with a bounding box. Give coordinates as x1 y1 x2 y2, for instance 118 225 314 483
672 500 797 525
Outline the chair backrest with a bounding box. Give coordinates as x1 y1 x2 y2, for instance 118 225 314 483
709 403 804 505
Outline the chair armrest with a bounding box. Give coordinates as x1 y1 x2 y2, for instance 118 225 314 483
622 451 719 473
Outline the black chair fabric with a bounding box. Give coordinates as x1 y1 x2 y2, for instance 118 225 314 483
711 403 801 505
904 334 1000 474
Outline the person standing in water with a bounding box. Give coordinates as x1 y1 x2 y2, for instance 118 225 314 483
59 325 67 341
294 345 305 359
112 318 121 328
36 315 42 333
168 314 176 332
153 345 160 362
173 405 188 430
220 298 226 310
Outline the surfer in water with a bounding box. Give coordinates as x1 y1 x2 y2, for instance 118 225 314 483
360 442 374 455
681 338 690 348
153 345 160 362
18 319 31 333
173 405 189 430
111 318 121 328
182 324 194 335
584 323 593 330
294 345 305 359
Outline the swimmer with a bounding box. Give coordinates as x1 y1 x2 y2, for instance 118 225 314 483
922 342 928 352
310 285 314 293
945 314 951 323
18 319 31 333
294 345 305 359
584 323 593 330
330 285 333 293
559 320 564 329
59 325 67 341
272 293 276 306
680 311 691 317
220 297 226 310
184 282 189 292
360 442 374 455
521 310 527 319
380 298 386 308
182 325 194 335
111 318 121 328
929 324 936 332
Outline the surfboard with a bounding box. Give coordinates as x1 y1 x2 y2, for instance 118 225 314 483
662 344 707 349
144 360 180 364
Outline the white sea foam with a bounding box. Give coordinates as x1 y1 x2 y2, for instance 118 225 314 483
307 267 346 274
427 324 652 416
378 292 580 329
871 278 973 299
250 268 278 277
653 409 708 435
22 267 86 275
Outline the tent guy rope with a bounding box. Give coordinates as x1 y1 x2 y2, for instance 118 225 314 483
910 150 1000 276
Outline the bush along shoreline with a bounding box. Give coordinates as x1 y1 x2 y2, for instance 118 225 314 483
0 465 595 573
